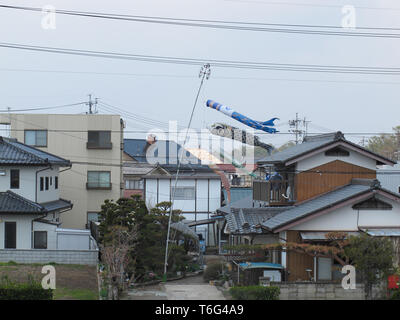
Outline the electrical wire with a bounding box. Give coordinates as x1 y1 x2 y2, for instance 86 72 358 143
2 4 400 38
0 102 86 113
0 42 399 75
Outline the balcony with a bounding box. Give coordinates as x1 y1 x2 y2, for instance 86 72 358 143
86 141 113 149
252 180 294 205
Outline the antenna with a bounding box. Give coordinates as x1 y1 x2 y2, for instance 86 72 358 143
289 113 310 144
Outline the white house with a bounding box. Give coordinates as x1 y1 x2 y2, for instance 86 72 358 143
225 132 400 282
0 137 97 265
144 164 222 246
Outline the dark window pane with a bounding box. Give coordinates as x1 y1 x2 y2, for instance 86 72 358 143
55 176 58 189
45 177 49 190
5 222 16 249
10 170 19 189
87 131 112 149
34 231 47 249
40 177 44 191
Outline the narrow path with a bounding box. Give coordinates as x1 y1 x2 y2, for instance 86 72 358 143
163 275 226 300
125 274 226 300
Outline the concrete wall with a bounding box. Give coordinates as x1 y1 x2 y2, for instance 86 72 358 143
273 282 382 300
0 249 98 265
0 114 123 229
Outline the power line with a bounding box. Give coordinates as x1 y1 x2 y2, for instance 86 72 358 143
164 64 211 278
0 102 86 113
1 127 399 136
0 42 399 75
2 67 400 85
224 0 400 12
2 4 400 38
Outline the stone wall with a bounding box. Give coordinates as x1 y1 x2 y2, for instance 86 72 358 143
272 282 383 300
0 249 99 266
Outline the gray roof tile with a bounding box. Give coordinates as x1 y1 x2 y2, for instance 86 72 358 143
226 206 290 234
262 184 371 230
0 137 70 166
257 131 395 165
0 191 44 214
0 191 72 214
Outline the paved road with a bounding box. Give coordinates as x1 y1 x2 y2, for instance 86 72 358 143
126 275 226 300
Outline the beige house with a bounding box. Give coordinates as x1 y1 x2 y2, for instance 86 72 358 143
0 113 124 229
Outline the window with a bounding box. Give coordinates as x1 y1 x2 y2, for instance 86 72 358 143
24 130 47 147
317 257 332 281
55 176 58 189
45 177 49 190
87 131 112 149
171 186 195 200
87 212 99 223
4 222 16 249
125 179 144 190
87 171 111 189
10 170 19 189
50 177 52 186
40 177 44 191
34 231 47 249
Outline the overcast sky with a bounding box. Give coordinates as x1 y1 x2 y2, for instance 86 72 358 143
0 0 399 147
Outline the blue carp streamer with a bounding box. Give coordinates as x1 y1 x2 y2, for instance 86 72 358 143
206 100 279 133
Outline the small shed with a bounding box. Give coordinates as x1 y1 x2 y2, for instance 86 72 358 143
238 262 283 285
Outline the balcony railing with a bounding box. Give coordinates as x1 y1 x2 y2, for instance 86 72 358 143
252 180 294 205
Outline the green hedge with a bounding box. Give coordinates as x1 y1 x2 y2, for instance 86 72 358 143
0 280 53 300
230 286 280 300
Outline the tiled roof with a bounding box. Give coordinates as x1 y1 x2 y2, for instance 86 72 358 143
0 191 72 214
0 137 70 166
41 199 73 212
217 195 253 215
257 133 338 164
257 131 395 165
262 183 372 231
226 206 290 234
0 191 44 214
124 139 200 165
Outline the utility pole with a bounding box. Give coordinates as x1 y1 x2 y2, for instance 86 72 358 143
289 113 310 144
86 94 98 114
7 107 11 138
163 63 211 281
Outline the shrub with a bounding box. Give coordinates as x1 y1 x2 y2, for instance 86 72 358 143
390 289 400 300
0 277 53 300
229 286 280 300
203 262 224 282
